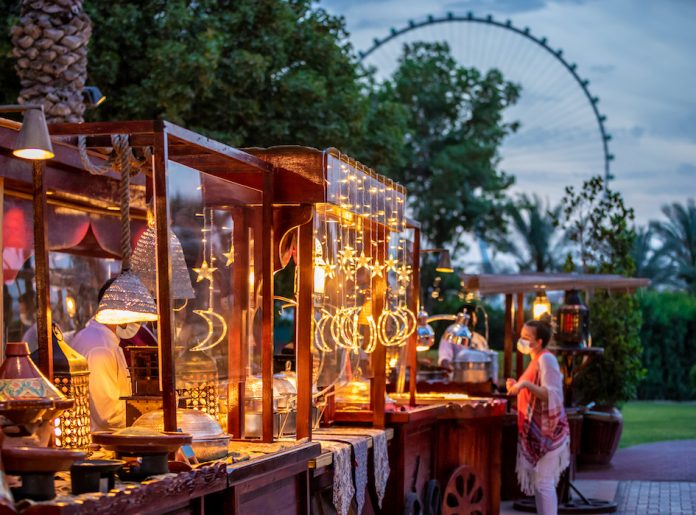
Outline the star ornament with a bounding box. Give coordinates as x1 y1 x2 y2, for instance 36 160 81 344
322 261 337 279
355 250 372 270
223 244 235 266
397 264 412 284
338 246 356 263
384 255 398 273
193 260 217 283
370 259 384 278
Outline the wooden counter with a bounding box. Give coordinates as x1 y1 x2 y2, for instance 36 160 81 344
15 442 320 515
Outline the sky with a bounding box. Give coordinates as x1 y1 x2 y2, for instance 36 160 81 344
320 0 696 225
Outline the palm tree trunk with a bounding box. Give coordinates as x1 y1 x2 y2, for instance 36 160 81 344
10 0 91 123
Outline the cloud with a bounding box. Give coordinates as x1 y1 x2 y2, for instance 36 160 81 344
676 163 696 176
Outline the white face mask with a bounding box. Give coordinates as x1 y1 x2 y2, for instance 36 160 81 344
517 338 533 355
116 323 141 340
20 314 34 326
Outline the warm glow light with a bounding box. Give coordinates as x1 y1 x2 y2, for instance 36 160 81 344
66 295 77 318
12 148 54 160
314 265 326 294
95 309 158 325
532 291 552 320
248 270 255 289
388 356 399 368
416 344 431 352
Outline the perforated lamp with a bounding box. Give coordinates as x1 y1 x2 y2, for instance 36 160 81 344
94 271 159 324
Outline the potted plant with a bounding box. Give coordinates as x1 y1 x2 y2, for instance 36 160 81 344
553 176 645 466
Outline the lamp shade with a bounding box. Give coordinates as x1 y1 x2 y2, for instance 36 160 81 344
435 250 453 273
94 271 159 324
131 224 195 300
13 107 54 160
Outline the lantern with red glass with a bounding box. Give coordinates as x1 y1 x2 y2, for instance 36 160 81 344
556 289 590 347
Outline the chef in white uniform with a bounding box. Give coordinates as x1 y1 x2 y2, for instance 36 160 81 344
70 279 137 432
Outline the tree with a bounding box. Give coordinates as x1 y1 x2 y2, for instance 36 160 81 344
11 0 91 123
82 0 368 150
504 193 564 272
555 175 644 407
631 226 670 287
368 42 520 251
650 199 696 294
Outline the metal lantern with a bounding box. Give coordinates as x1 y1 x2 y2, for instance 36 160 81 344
532 290 552 320
50 326 91 450
176 347 219 420
556 289 590 347
94 270 159 324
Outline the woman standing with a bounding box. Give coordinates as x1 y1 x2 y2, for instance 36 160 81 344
506 319 570 514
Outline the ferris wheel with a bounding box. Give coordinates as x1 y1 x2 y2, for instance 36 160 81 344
359 13 613 196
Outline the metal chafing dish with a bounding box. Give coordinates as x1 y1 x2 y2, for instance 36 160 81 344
452 349 492 383
133 408 229 461
244 374 297 438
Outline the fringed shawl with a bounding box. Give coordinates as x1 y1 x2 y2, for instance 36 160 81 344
516 350 570 495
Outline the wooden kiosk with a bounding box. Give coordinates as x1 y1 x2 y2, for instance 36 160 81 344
0 119 320 514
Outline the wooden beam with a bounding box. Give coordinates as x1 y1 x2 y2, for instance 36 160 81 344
503 294 513 381
260 171 275 442
371 225 387 429
516 292 525 379
33 161 52 379
295 212 314 440
152 128 177 433
408 226 421 407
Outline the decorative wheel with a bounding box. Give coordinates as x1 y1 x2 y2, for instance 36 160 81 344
442 465 486 515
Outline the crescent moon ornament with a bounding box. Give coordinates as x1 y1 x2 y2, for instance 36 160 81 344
190 308 228 352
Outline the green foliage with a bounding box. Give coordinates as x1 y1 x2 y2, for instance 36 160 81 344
690 364 696 394
81 0 368 150
556 175 644 407
575 291 645 407
0 0 20 106
637 290 696 400
650 199 696 294
553 175 636 276
504 193 564 272
370 42 520 251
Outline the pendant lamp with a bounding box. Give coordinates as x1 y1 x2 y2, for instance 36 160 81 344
0 104 54 160
131 223 195 300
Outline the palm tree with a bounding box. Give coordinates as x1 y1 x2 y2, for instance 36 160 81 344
11 0 91 123
651 199 696 294
631 226 670 287
505 193 564 272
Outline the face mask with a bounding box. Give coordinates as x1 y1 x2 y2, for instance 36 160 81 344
20 314 33 326
517 338 532 355
116 323 141 340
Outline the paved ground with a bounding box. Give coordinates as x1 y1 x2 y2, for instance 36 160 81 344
501 440 696 513
578 440 696 481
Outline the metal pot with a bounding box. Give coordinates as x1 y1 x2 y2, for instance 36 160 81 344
452 350 492 383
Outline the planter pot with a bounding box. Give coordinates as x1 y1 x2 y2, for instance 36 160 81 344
577 406 623 467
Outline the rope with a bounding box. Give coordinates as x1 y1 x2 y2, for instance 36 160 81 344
111 134 132 270
78 135 112 175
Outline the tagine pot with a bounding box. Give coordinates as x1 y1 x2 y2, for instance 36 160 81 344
0 342 73 446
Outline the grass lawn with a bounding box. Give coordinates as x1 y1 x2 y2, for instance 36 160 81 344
620 401 696 448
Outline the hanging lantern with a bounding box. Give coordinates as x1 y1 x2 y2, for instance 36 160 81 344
532 290 552 320
416 310 435 352
50 326 91 450
131 224 195 300
556 289 590 347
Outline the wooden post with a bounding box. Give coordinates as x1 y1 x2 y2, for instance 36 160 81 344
261 170 274 442
371 224 387 429
408 226 421 407
152 128 177 433
33 161 52 379
295 212 314 440
503 293 513 381
0 178 4 362
516 292 525 379
227 207 247 437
